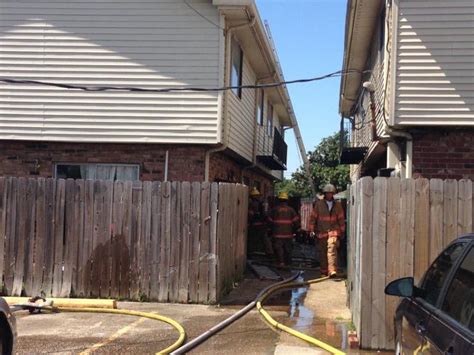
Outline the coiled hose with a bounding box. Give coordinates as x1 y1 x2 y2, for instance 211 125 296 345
256 275 346 355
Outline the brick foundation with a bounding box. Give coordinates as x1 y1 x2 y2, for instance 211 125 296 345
412 128 474 180
0 140 207 181
209 152 275 197
0 141 276 192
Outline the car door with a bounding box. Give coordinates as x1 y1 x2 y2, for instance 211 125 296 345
424 244 474 355
401 242 467 354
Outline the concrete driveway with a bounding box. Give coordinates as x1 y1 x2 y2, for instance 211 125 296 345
15 301 283 354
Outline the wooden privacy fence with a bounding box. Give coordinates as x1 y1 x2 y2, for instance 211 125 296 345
348 177 473 350
0 177 248 304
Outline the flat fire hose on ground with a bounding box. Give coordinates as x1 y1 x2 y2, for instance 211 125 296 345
10 297 186 355
256 275 346 355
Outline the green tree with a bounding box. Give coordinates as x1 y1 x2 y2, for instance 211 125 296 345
275 131 350 197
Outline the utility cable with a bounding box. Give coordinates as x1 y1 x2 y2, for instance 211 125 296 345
183 0 225 32
0 69 368 94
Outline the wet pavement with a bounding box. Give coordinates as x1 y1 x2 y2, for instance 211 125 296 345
14 243 390 354
15 301 283 354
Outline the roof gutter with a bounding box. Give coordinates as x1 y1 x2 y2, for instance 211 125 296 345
339 0 382 116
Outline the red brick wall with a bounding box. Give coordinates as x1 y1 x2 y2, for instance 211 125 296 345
412 128 474 180
208 152 275 197
0 141 207 181
0 141 277 189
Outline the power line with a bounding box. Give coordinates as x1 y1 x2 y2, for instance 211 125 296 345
0 69 368 94
183 0 225 32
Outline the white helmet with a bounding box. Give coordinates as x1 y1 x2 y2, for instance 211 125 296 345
322 184 336 193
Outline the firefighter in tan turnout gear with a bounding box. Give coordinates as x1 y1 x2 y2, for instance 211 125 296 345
310 184 345 278
268 192 300 267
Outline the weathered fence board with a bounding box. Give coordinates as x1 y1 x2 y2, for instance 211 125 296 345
359 177 373 349
370 177 387 349
0 178 247 304
198 182 210 304
150 181 162 301
458 180 472 235
188 182 201 303
414 178 430 283
178 182 191 303
349 177 474 350
429 179 444 264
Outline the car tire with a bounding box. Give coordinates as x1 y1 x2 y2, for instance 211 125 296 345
0 321 12 355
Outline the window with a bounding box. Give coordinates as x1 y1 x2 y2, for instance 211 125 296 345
256 89 264 126
55 163 139 181
231 39 243 98
442 246 474 331
419 243 466 306
267 102 273 136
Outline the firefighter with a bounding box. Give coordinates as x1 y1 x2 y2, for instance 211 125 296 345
310 184 345 278
247 187 267 255
268 192 300 267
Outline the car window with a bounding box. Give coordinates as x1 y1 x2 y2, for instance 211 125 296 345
441 246 474 331
419 243 466 306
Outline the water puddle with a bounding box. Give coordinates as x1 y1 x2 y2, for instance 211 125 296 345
283 274 390 354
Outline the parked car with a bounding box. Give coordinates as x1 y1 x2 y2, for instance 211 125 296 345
0 297 16 354
385 234 474 354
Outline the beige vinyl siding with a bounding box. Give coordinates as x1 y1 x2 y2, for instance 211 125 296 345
0 0 222 143
395 0 474 125
353 14 386 153
226 56 256 161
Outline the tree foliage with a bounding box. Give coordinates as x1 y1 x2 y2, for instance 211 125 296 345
275 131 350 198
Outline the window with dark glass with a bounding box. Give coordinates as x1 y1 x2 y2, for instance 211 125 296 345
419 243 466 306
231 39 243 98
257 89 264 126
442 246 474 331
267 102 273 136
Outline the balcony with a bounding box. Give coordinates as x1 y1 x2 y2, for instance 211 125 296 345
257 128 287 170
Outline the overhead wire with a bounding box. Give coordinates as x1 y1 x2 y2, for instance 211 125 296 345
183 0 225 32
0 70 367 94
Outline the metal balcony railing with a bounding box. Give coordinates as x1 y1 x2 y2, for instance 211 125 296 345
256 127 287 170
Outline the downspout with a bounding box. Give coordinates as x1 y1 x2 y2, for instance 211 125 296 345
241 77 262 183
204 15 257 182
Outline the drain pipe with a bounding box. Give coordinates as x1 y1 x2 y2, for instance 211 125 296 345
164 150 169 182
204 16 257 182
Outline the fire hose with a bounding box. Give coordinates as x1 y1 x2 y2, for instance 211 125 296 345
10 298 185 355
172 273 346 355
11 274 346 355
256 275 346 355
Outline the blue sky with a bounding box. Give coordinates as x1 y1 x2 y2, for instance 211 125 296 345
255 0 347 177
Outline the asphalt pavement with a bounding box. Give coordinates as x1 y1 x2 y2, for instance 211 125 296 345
15 301 284 354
